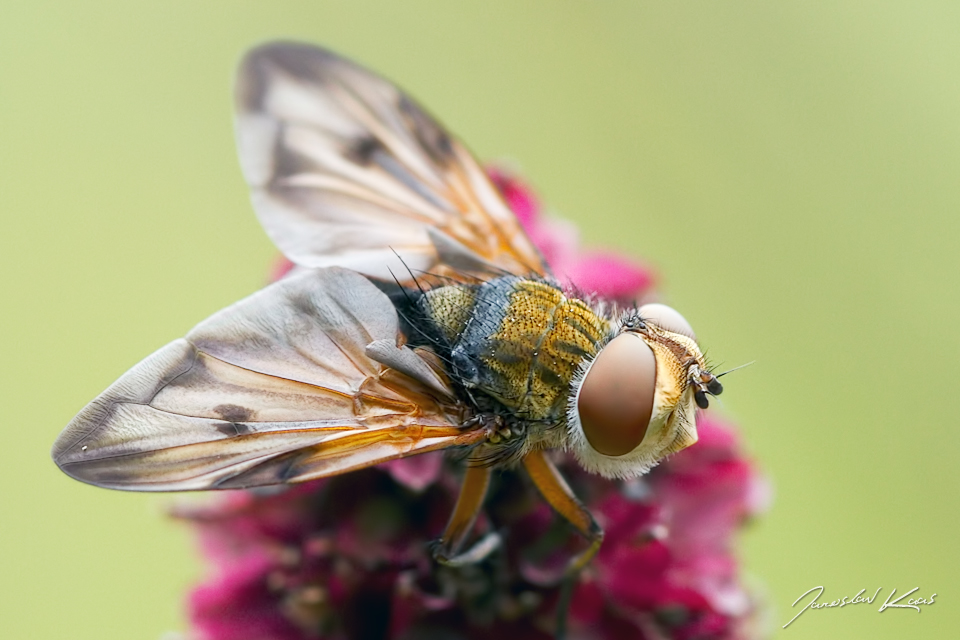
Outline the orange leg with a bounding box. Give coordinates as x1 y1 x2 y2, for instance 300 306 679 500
523 449 604 639
522 449 604 570
433 461 497 566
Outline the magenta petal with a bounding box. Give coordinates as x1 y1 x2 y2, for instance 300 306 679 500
381 452 444 492
746 472 774 517
487 168 541 229
390 571 456 637
560 252 655 302
189 554 301 640
525 218 580 270
569 578 605 625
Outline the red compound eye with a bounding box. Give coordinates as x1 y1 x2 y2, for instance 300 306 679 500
577 333 656 457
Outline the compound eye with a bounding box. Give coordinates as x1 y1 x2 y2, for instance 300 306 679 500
637 303 695 339
576 333 656 457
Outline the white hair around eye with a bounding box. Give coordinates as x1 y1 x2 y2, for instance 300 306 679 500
565 322 701 479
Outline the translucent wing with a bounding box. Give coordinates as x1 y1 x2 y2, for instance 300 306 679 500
235 42 547 282
52 268 484 491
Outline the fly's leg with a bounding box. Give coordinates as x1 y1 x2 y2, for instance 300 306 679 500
432 416 502 566
432 462 499 566
522 449 604 573
522 449 604 640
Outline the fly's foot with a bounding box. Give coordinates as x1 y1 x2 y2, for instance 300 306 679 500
432 531 502 567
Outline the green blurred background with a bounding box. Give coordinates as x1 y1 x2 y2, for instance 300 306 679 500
2 1 958 638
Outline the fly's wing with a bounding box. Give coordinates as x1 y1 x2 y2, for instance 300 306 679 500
235 42 548 282
52 268 484 491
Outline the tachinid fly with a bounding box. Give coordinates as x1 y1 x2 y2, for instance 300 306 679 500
51 41 723 638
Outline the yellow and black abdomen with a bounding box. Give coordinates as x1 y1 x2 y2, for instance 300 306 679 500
423 277 613 423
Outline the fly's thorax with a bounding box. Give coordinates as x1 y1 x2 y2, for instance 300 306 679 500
423 277 612 423
565 306 716 479
421 284 478 345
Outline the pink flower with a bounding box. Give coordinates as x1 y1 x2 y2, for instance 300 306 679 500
487 170 655 306
180 170 766 640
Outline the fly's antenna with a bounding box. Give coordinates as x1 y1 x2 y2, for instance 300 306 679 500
714 361 756 378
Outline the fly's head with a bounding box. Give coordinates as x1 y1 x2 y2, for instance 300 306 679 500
566 303 722 479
